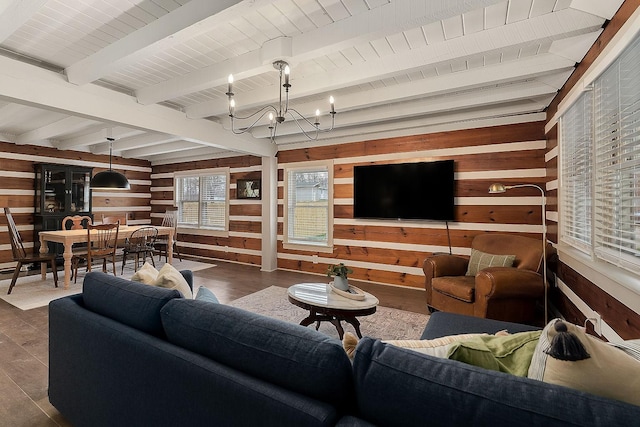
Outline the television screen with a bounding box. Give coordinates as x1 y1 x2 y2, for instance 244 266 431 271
353 160 455 221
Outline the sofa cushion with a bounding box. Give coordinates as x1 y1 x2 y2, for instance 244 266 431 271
528 319 640 406
431 276 475 302
160 299 354 408
82 271 182 338
353 337 640 426
466 249 515 276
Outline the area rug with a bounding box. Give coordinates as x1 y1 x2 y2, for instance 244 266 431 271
0 258 215 310
229 286 430 341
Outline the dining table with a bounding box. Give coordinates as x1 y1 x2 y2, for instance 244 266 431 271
38 225 175 289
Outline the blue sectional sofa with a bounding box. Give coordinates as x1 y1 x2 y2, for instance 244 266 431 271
49 273 640 426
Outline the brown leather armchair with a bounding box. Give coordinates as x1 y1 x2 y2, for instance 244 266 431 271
423 233 553 324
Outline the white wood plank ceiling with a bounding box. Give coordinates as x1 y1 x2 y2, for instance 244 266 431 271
0 0 624 164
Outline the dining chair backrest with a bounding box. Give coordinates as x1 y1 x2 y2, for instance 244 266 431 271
102 214 127 226
87 223 119 259
126 226 158 250
4 207 27 260
4 207 58 293
161 209 177 229
62 215 92 230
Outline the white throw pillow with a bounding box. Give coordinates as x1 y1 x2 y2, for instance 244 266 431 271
153 263 193 299
130 262 159 284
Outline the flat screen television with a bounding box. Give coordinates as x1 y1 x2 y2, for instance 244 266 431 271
353 160 455 221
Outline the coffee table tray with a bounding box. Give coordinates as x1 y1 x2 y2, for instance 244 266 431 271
329 282 366 300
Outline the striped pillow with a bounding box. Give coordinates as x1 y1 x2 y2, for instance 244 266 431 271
465 249 516 276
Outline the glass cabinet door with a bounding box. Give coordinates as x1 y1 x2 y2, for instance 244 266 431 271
44 169 67 213
71 170 91 212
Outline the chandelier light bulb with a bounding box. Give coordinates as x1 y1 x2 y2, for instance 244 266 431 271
227 74 234 95
284 65 290 86
329 96 335 113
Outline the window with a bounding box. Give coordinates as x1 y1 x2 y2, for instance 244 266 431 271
560 34 640 273
283 161 333 251
175 169 229 231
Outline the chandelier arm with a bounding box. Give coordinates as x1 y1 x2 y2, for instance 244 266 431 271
287 108 336 134
230 106 279 135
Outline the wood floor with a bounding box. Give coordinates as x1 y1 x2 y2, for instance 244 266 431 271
0 258 428 426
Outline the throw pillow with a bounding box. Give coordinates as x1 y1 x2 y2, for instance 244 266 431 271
130 262 159 284
195 286 220 304
528 319 640 406
153 263 193 299
446 330 541 376
466 249 516 276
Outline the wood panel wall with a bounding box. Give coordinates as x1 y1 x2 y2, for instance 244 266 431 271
544 0 640 339
0 141 151 271
277 120 548 290
151 156 262 265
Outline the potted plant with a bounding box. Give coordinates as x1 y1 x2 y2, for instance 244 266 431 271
327 263 353 291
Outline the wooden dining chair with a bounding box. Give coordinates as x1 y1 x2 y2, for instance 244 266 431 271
71 223 119 283
155 208 182 262
3 207 58 294
62 215 92 230
121 226 158 273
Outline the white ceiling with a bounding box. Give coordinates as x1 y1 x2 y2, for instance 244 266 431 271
0 0 623 164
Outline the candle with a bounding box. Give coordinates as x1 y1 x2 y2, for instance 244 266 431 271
229 98 235 116
329 96 335 114
227 74 233 94
284 65 290 86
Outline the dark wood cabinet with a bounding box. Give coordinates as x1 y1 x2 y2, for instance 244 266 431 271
34 164 93 256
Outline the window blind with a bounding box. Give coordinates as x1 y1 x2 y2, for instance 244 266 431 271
176 176 199 226
561 90 593 253
201 175 227 229
175 171 228 231
593 35 640 271
286 167 330 246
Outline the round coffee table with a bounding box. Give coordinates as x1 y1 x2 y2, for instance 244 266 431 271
287 283 379 339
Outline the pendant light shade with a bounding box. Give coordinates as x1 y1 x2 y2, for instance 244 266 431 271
90 133 130 190
90 170 130 190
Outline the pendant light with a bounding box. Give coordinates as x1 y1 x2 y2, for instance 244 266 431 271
90 130 130 190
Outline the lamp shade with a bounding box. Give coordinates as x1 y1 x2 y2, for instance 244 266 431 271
90 170 130 190
488 183 507 193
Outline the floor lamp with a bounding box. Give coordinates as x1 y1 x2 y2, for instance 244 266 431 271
488 183 548 325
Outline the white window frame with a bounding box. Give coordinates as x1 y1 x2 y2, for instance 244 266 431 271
559 31 640 278
283 160 334 253
174 168 230 236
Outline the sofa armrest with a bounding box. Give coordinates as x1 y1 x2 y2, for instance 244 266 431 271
423 255 469 279
475 267 544 300
421 312 539 339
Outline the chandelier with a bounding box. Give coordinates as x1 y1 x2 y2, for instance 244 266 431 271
226 60 336 142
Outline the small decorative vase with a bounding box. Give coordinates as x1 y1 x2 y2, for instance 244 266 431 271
333 275 349 291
